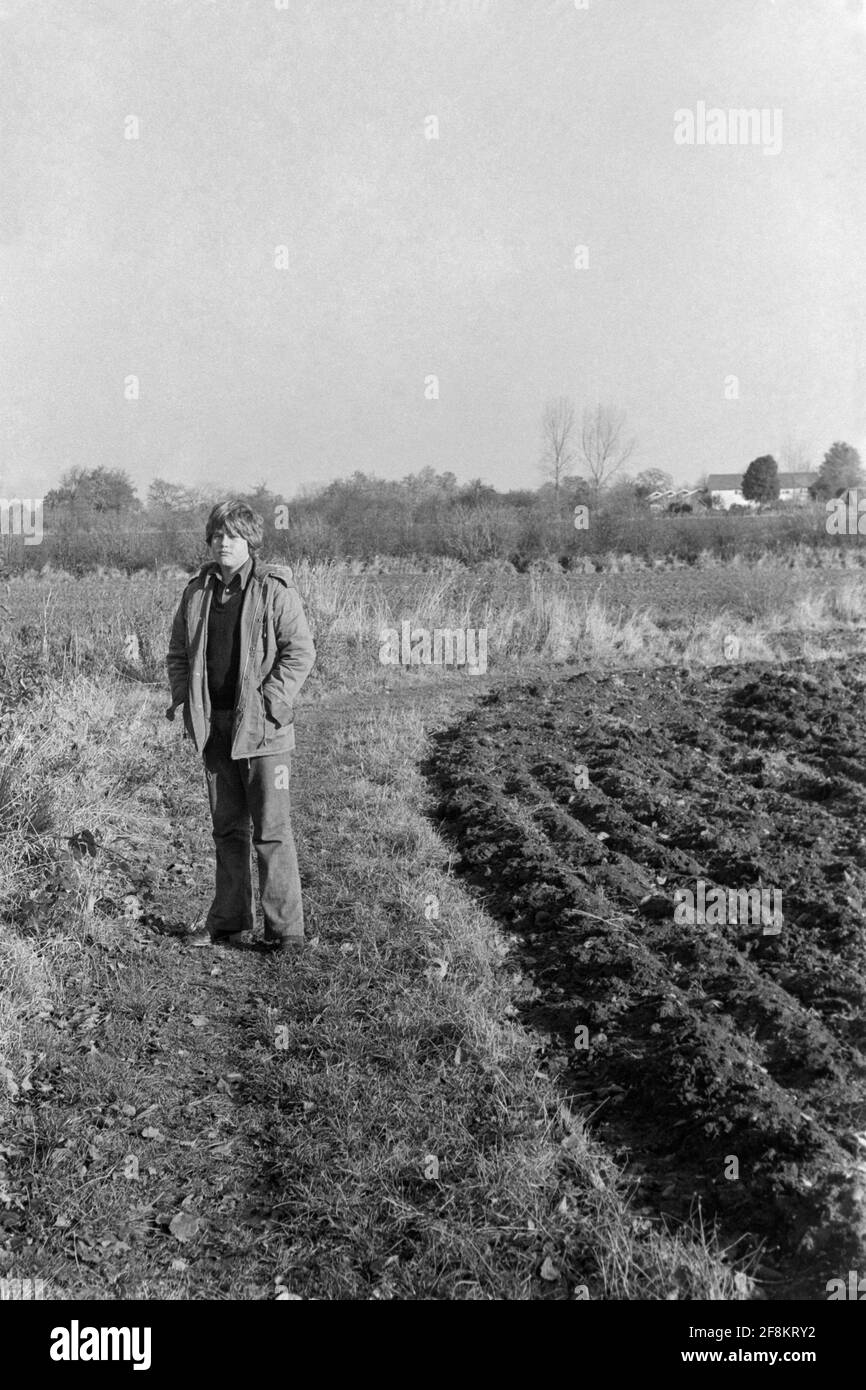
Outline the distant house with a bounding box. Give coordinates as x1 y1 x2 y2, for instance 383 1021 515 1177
777 472 816 504
647 487 703 513
706 471 815 510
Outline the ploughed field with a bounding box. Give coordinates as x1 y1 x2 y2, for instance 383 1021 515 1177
427 655 866 1299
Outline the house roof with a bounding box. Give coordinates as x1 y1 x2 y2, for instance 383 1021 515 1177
778 472 815 488
707 471 815 491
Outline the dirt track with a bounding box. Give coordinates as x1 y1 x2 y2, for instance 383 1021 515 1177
427 655 866 1299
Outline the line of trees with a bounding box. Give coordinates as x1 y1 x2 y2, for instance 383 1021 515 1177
24 412 864 571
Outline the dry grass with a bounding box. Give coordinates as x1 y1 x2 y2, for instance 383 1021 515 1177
1 560 865 697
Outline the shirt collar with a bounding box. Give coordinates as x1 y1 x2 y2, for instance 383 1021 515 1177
210 555 253 591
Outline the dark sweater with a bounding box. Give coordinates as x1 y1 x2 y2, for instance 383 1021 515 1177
206 572 248 710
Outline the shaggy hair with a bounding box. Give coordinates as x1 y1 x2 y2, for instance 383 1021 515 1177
205 500 264 555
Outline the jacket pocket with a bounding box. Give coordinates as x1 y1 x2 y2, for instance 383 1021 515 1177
262 686 293 729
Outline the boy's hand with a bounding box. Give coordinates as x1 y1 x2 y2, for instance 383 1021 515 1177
165 700 183 721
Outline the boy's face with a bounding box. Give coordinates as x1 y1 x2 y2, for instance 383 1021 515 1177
210 527 250 574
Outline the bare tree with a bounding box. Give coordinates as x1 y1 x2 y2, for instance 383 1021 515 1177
539 396 576 507
579 404 636 499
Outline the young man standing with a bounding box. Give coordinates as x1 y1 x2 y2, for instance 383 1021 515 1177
166 501 316 953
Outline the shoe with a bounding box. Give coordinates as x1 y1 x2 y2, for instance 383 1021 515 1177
187 930 246 950
255 937 305 956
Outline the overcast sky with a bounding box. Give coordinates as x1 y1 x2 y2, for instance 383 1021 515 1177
1 0 864 501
